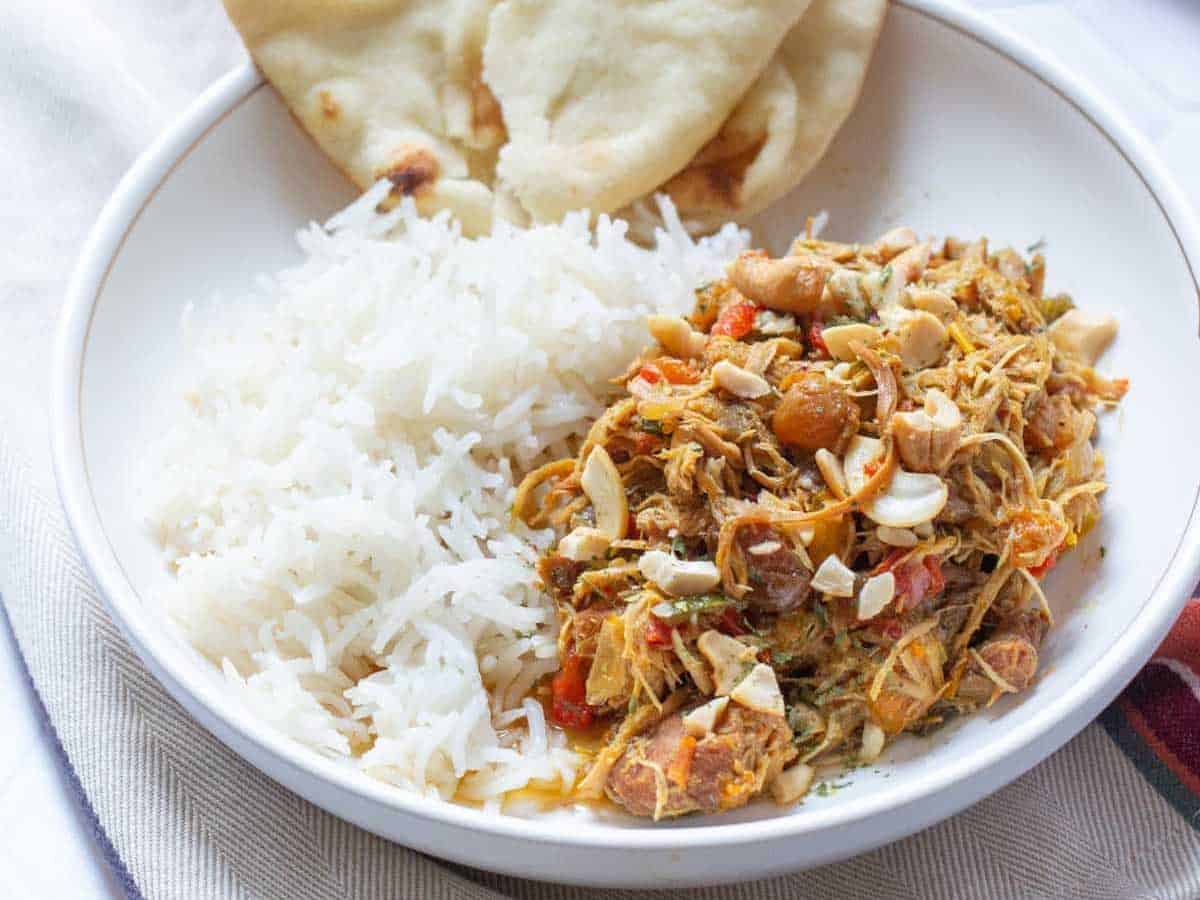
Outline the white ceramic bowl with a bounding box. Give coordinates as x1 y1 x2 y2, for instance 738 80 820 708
53 0 1200 888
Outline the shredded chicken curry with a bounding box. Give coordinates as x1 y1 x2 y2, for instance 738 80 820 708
514 225 1126 819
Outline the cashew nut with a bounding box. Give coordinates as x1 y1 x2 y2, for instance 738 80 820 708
820 322 883 362
894 309 948 370
873 226 917 260
638 550 721 596
727 250 834 314
811 555 857 597
857 572 896 620
1047 309 1118 366
890 388 963 473
730 663 785 717
712 359 771 399
647 314 707 359
581 446 628 539
558 527 612 561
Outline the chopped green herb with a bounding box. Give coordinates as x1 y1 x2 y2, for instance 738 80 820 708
1026 238 1046 254
1100 546 1107 558
879 264 893 287
815 780 852 797
639 417 663 436
813 600 829 630
654 593 733 624
671 535 687 559
1040 293 1075 323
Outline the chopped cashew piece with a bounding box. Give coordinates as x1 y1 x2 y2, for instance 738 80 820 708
824 268 865 310
581 446 628 539
748 540 783 556
730 663 785 717
770 763 816 805
890 388 963 473
638 550 721 596
756 310 797 335
697 630 758 695
712 359 771 399
873 226 917 260
815 447 849 498
885 241 932 302
646 314 706 359
1048 309 1118 365
866 470 949 527
857 572 895 620
866 241 932 308
907 287 957 318
842 434 885 492
682 697 729 738
821 323 883 362
558 527 611 561
811 555 856 597
860 721 886 763
876 525 918 547
894 309 948 370
843 435 949 527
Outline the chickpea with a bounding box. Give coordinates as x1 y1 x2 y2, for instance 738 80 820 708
772 373 859 452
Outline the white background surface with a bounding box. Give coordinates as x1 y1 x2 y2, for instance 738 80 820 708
1 1 1198 896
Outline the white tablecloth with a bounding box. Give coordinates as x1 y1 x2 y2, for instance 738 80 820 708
2 2 1200 897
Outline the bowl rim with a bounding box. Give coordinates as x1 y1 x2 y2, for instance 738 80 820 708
51 0 1200 854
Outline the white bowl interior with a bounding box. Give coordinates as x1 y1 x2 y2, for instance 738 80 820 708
72 1 1200 869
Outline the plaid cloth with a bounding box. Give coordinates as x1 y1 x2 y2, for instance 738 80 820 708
1101 600 1200 830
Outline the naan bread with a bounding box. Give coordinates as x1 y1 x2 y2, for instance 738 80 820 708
637 0 887 233
226 0 884 238
483 0 812 224
224 0 504 235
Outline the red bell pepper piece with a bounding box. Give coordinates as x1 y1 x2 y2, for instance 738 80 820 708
550 653 595 729
711 302 759 339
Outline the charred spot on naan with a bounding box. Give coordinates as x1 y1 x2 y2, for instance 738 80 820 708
318 90 340 121
373 145 441 211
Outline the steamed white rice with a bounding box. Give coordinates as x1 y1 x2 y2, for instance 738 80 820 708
143 183 747 804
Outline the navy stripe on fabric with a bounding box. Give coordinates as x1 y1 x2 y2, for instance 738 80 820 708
1099 701 1200 832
